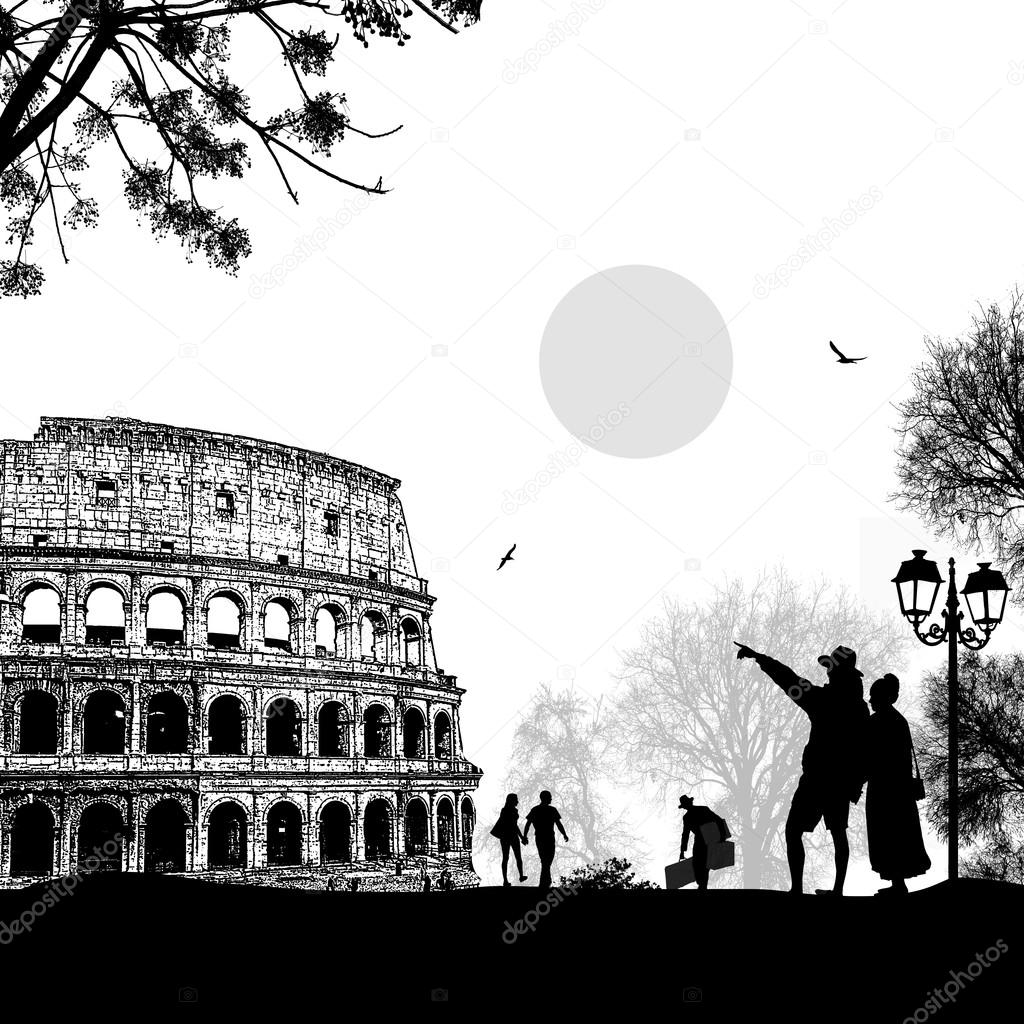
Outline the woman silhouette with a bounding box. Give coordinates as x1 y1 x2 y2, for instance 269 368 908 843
866 674 931 894
490 793 529 886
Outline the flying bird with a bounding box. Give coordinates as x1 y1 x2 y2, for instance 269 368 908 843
829 340 867 364
497 544 516 571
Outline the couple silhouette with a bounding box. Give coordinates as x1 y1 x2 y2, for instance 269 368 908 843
735 642 931 895
491 791 569 889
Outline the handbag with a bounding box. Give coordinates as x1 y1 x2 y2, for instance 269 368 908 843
910 737 926 801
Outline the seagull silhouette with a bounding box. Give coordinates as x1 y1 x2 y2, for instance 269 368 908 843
497 544 516 571
829 340 867 364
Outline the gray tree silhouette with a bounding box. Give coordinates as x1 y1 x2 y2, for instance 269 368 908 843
607 569 909 890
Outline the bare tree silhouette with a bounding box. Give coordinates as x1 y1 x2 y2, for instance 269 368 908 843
895 288 1024 588
607 569 909 890
918 650 1024 879
474 685 646 885
0 1 482 296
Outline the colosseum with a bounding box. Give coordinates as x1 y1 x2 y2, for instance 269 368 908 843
0 416 481 886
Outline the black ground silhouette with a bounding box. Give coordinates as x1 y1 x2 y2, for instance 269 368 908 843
0 875 1018 1016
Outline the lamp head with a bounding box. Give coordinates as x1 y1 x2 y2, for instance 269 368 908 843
891 550 943 627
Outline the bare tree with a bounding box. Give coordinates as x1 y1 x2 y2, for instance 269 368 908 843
607 569 909 890
474 685 646 884
0 0 482 296
917 650 1024 877
895 289 1024 586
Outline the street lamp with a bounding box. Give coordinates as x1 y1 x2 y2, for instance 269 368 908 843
891 550 1010 881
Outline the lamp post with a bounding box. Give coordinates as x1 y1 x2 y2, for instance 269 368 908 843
891 550 1010 881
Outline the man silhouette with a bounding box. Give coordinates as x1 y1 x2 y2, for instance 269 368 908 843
523 791 569 890
678 795 730 890
734 642 869 895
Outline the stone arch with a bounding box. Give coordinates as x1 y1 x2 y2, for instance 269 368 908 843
261 596 296 652
402 706 426 759
460 796 476 850
207 800 248 869
265 694 302 756
436 796 456 855
319 800 352 864
76 801 124 871
266 799 303 866
433 710 453 758
19 582 63 644
9 802 56 876
404 797 429 855
400 616 422 665
206 692 247 755
144 799 189 872
363 702 392 758
314 603 345 656
82 689 127 754
205 589 246 649
317 699 350 757
84 581 127 646
145 690 189 754
15 688 59 754
145 586 187 645
359 608 389 661
363 798 393 860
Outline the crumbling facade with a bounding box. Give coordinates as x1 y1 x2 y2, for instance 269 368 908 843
0 417 480 882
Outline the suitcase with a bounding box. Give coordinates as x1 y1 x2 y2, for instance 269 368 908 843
664 858 696 889
707 840 736 870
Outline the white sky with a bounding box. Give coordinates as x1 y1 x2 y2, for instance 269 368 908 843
3 0 1024 892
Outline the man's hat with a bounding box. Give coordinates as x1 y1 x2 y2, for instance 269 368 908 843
678 794 694 809
817 645 862 676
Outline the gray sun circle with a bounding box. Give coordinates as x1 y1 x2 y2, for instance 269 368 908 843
540 266 733 458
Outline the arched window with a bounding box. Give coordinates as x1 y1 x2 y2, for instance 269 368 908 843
77 802 123 871
267 802 302 865
315 606 341 656
403 707 426 759
364 799 391 860
207 593 243 649
359 610 388 661
317 701 349 757
404 799 428 855
85 584 125 645
144 800 188 872
363 705 391 758
82 691 126 754
461 797 476 851
146 590 185 645
18 690 59 754
22 586 61 644
401 617 422 665
208 802 247 868
208 694 246 755
10 803 55 876
319 802 352 864
266 697 301 756
437 797 455 855
434 711 452 759
146 692 189 754
264 599 293 652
